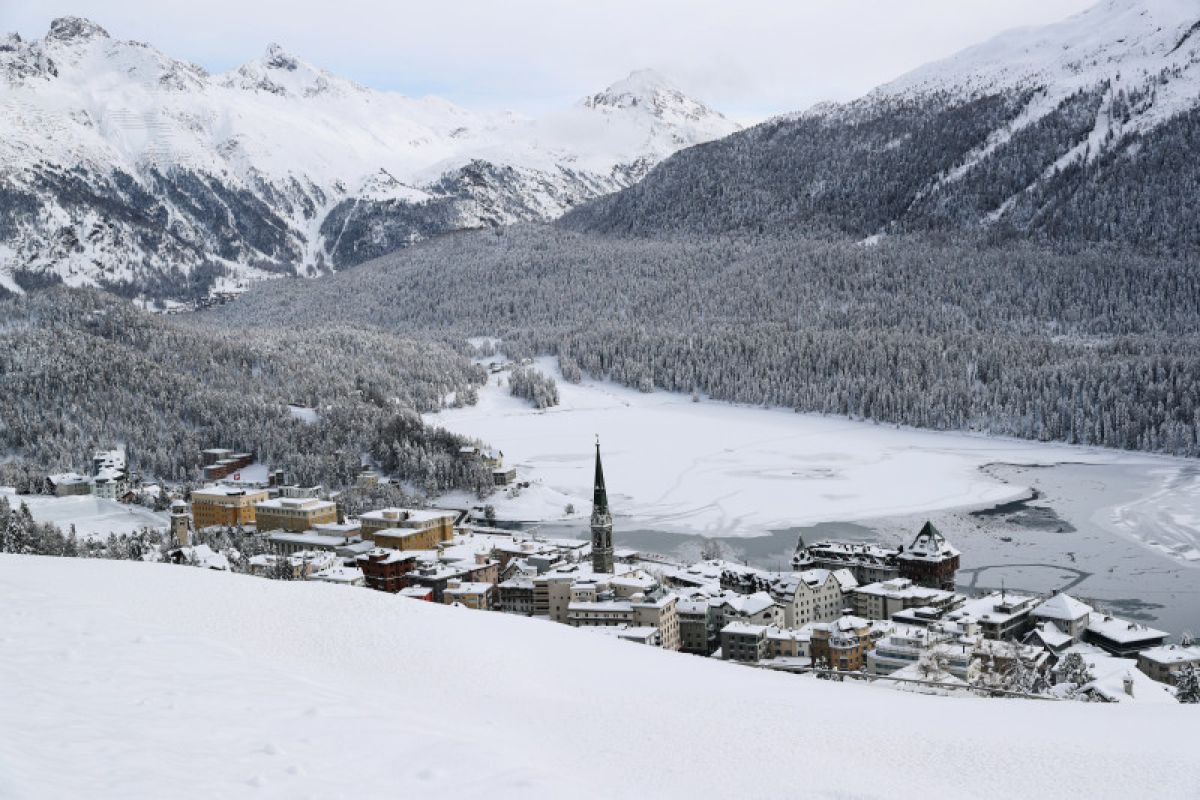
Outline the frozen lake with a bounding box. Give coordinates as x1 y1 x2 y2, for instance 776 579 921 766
427 357 1200 634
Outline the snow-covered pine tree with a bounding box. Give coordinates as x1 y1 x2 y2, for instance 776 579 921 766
1175 664 1200 704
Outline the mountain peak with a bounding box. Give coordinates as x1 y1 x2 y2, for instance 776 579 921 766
221 44 361 98
262 43 300 71
46 17 110 44
584 69 684 110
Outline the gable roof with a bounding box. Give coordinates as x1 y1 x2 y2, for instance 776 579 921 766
1033 593 1093 621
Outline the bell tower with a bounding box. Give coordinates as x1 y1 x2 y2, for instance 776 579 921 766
170 499 192 547
590 439 614 574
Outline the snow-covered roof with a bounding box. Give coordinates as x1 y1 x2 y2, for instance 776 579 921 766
1033 593 1093 622
766 626 812 643
831 568 859 592
812 615 871 633
1138 644 1200 666
267 530 351 547
47 472 91 485
256 496 335 511
721 621 768 636
192 484 268 499
1030 621 1073 649
569 601 633 613
445 581 495 595
721 591 777 616
951 592 1039 624
855 578 956 602
899 521 960 561
360 507 457 524
1065 651 1179 705
1085 613 1167 645
311 567 364 585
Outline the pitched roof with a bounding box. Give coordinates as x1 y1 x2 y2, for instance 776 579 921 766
1033 593 1093 621
902 521 960 560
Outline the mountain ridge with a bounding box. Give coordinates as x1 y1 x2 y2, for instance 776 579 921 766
0 17 738 300
565 0 1200 254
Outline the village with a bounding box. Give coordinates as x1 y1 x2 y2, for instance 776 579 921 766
16 441 1200 705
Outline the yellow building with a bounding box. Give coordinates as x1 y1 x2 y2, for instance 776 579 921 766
443 579 496 610
358 508 455 548
190 485 269 530
254 496 338 533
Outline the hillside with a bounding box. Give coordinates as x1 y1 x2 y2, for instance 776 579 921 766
0 18 736 298
1 554 1196 799
565 0 1200 253
0 287 490 493
206 227 1200 459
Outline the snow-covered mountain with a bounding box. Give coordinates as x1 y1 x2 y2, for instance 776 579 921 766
0 18 737 299
568 0 1200 253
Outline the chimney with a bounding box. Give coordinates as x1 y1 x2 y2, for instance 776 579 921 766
1123 674 1135 698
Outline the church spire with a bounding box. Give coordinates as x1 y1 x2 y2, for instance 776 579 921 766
590 437 614 574
593 438 609 515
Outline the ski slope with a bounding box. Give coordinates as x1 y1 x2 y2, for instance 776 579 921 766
0 555 1196 799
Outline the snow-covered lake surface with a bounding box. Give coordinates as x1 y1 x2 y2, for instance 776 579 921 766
427 357 1200 633
1 489 167 540
1 556 1195 799
426 357 1164 534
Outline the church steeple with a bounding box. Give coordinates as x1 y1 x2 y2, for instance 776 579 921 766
590 438 614 574
593 440 609 515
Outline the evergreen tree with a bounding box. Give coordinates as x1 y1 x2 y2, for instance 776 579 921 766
1176 664 1200 704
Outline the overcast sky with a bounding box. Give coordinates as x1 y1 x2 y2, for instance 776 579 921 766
4 0 1097 121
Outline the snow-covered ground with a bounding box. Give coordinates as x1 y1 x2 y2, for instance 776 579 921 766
426 357 1163 536
1 555 1196 799
1 488 167 540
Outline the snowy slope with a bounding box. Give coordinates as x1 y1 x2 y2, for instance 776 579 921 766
881 0 1200 100
868 0 1200 226
1 555 1197 799
570 0 1200 250
0 18 737 296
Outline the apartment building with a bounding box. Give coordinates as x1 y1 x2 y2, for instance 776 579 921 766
189 484 269 529
810 615 874 672
254 496 338 533
444 579 497 610
359 508 456 550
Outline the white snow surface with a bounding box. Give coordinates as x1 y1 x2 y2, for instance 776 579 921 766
881 0 1200 99
426 358 1163 535
1 488 167 540
1 555 1196 799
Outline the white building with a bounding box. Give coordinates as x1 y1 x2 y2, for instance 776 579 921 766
1031 593 1093 640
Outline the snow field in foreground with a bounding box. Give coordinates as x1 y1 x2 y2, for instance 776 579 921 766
1 555 1196 800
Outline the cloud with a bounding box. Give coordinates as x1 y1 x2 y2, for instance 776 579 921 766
3 0 1097 119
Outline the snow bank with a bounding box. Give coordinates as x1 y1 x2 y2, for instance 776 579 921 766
426 358 1162 535
0 555 1195 799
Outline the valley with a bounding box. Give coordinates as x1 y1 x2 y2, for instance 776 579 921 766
425 355 1200 633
